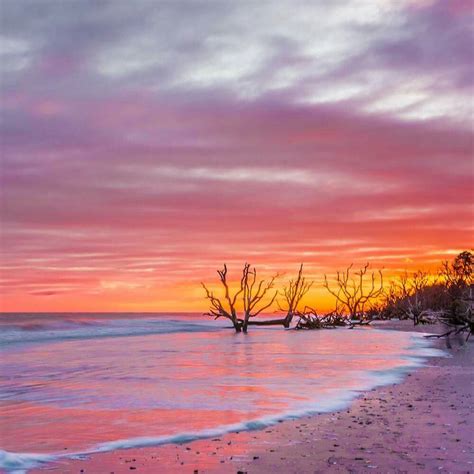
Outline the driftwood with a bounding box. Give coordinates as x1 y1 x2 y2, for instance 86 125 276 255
347 319 372 329
295 308 348 330
425 307 473 346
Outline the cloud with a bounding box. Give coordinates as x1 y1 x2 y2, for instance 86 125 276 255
0 0 472 310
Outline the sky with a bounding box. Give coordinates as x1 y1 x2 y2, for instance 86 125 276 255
1 0 473 312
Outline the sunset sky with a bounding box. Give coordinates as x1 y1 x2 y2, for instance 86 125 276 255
1 0 473 312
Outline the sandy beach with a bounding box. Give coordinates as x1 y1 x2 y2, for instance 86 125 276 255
36 321 473 474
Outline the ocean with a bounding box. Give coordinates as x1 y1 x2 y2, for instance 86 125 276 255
0 313 443 472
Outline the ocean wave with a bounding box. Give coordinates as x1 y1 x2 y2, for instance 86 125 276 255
0 318 220 347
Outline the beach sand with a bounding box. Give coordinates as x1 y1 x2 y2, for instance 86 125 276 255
33 321 473 473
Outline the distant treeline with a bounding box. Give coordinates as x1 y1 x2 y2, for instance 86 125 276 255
202 251 473 340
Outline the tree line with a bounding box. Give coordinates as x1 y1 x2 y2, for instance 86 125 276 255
202 251 473 340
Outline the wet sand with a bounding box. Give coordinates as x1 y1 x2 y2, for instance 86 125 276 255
33 321 473 473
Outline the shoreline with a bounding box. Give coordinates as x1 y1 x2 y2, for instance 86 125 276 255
30 321 473 473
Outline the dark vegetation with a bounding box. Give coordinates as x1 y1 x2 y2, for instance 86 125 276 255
202 251 473 341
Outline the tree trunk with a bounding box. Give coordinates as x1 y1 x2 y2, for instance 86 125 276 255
233 319 243 332
283 312 294 328
247 313 293 328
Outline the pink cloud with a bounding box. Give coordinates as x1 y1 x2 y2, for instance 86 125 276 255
1 0 472 310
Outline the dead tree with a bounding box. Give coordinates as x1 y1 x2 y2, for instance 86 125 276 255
405 270 432 325
323 263 384 320
201 264 244 332
247 264 312 329
430 251 474 341
241 265 278 332
381 270 435 324
281 264 313 327
381 273 409 319
202 263 278 333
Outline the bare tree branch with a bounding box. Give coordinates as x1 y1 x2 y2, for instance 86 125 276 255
201 264 245 332
323 263 383 320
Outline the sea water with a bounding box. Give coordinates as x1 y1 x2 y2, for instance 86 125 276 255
0 313 443 472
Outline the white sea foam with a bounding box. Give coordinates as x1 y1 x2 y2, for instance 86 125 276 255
0 450 57 474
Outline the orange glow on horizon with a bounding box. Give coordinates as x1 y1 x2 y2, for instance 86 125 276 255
1 248 467 313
